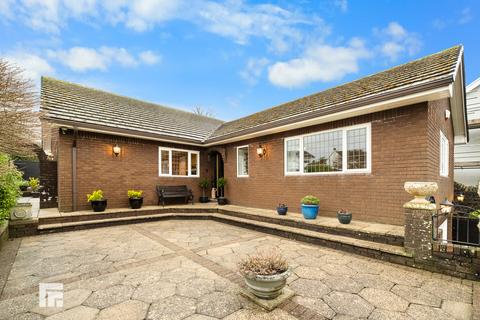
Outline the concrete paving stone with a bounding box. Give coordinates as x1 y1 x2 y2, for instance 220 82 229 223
324 291 374 318
183 315 217 320
123 270 164 287
75 261 113 274
406 304 452 320
347 260 384 275
83 284 134 309
147 295 196 320
351 274 394 291
223 308 298 320
293 266 327 280
10 312 44 320
367 309 412 320
441 300 472 320
44 306 99 320
322 276 364 293
359 288 408 312
132 280 176 303
321 264 356 276
391 284 441 307
160 269 197 284
65 272 125 291
96 299 149 320
196 291 242 318
0 293 38 319
292 296 335 319
31 289 92 316
421 279 472 304
289 278 331 298
176 278 215 298
379 268 425 287
293 255 324 267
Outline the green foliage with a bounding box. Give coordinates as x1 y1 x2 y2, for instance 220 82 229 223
127 190 143 199
469 210 480 218
0 153 22 222
304 163 335 173
28 177 40 191
199 178 210 189
87 190 104 202
301 195 320 205
217 177 227 188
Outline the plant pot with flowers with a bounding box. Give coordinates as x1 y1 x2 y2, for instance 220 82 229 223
198 178 210 203
87 190 107 212
239 250 290 299
301 195 320 219
337 208 352 224
217 177 228 205
128 190 143 209
28 177 41 198
276 203 288 215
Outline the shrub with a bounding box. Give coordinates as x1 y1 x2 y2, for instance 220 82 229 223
217 177 227 188
87 190 104 202
28 177 40 191
0 153 22 222
199 178 209 189
238 250 288 277
470 210 480 219
127 190 143 199
301 195 319 205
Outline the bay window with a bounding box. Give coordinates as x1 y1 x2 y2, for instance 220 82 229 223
159 147 200 177
284 123 371 175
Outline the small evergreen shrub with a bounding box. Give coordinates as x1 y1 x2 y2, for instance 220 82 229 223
301 195 320 205
87 190 104 202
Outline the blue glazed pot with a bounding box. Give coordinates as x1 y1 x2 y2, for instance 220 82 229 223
277 206 288 215
337 212 352 224
301 204 319 219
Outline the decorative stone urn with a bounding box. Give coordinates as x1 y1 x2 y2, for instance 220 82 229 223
242 270 291 299
403 182 438 210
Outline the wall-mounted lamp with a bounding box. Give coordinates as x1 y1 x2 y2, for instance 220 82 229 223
113 144 121 157
457 193 465 202
440 199 454 214
256 144 266 159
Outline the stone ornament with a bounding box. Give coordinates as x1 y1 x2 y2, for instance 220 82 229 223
403 182 438 210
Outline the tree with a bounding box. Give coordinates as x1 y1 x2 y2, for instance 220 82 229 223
0 59 39 157
192 106 215 118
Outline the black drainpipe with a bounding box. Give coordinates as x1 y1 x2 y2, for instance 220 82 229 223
72 128 78 211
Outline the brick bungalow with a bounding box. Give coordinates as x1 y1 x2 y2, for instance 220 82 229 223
40 45 468 226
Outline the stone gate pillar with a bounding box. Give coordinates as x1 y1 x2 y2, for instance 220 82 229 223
403 182 439 260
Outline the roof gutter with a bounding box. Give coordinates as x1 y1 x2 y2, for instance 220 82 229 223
203 77 453 146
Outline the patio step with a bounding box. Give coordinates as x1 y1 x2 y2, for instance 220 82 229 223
37 212 411 261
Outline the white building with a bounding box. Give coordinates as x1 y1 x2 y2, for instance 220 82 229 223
455 78 480 185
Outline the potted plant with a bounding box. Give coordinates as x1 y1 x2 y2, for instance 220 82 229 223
198 178 210 203
277 203 288 215
217 177 227 205
87 190 107 212
239 250 290 299
28 177 41 198
301 195 320 219
128 190 143 209
19 180 29 192
337 208 352 224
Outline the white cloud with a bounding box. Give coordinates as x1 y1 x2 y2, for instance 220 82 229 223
334 0 348 12
376 22 421 61
4 52 55 83
459 8 472 25
239 57 269 85
139 50 161 65
48 46 159 72
268 38 371 88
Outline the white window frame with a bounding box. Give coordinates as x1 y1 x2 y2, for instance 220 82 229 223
284 123 372 176
237 145 249 177
158 147 200 177
440 130 449 177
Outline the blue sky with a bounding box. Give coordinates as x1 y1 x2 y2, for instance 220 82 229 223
1 0 479 121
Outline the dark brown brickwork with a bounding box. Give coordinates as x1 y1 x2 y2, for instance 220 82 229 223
219 101 454 226
57 130 208 212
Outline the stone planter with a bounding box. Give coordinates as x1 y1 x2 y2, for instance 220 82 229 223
242 269 290 299
404 182 438 210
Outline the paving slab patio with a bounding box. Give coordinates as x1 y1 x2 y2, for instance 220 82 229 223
0 220 474 319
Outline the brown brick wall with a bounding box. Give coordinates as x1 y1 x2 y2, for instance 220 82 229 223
219 101 454 226
57 130 208 212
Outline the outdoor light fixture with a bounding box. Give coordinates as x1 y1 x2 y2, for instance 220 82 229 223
457 193 465 202
256 144 266 159
113 144 121 157
440 199 454 214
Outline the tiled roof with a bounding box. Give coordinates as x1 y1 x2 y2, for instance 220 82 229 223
209 45 463 140
41 45 463 144
41 77 223 143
